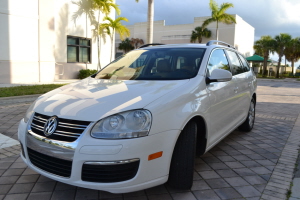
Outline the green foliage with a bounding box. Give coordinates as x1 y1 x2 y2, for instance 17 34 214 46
190 26 211 43
78 69 98 79
203 0 236 40
118 38 134 53
0 84 65 97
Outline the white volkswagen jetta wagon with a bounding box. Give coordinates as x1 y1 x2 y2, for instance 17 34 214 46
18 41 257 193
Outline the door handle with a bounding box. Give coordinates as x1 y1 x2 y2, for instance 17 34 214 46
248 82 251 87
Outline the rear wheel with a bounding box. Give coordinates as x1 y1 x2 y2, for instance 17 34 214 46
168 121 197 189
239 98 255 132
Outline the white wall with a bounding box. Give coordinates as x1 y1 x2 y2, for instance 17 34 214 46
116 15 254 57
0 0 114 83
54 0 114 79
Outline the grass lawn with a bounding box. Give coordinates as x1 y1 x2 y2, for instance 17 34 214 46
0 84 65 98
297 79 300 81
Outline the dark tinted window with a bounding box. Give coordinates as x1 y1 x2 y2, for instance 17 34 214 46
94 48 206 80
238 54 250 72
226 50 244 75
207 49 230 76
67 36 91 63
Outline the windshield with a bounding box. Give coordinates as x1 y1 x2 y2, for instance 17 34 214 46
94 48 206 80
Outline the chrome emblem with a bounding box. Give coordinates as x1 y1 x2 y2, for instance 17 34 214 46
44 116 58 136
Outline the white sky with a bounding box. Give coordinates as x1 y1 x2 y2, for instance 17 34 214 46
116 0 300 69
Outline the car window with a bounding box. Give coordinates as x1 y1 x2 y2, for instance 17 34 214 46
226 50 245 75
237 54 250 72
207 49 230 76
94 48 206 80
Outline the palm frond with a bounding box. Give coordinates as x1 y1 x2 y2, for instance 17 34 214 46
219 3 234 14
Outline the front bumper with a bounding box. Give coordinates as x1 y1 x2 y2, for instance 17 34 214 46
18 118 180 193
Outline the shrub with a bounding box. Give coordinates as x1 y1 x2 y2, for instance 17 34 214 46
78 69 98 79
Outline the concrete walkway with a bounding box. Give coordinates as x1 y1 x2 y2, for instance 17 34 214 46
0 80 299 200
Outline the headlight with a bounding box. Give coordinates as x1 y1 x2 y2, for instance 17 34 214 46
24 101 36 123
91 110 152 139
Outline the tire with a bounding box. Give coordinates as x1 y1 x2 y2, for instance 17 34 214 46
238 98 255 132
168 121 197 189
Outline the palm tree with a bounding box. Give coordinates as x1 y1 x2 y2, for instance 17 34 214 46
284 38 300 75
100 16 130 61
93 0 120 69
253 36 275 76
135 0 154 43
72 0 120 69
190 26 212 43
274 33 292 78
130 38 144 49
118 38 134 53
203 0 236 41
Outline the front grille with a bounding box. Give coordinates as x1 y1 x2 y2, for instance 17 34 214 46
27 148 72 177
82 160 140 183
30 112 90 142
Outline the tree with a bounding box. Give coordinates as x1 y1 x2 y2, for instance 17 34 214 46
135 0 154 43
100 16 130 61
118 38 134 53
274 33 292 78
203 0 236 41
190 26 211 43
130 38 144 49
93 0 120 69
253 36 275 76
284 38 300 75
72 0 120 69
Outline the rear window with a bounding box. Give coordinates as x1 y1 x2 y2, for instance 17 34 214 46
94 48 206 80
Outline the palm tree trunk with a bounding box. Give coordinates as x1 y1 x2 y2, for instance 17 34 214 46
292 60 295 75
147 0 154 43
216 20 219 41
97 10 101 70
263 55 268 77
276 51 283 78
110 30 115 62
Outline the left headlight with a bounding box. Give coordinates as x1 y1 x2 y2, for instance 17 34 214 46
91 109 152 139
24 101 36 123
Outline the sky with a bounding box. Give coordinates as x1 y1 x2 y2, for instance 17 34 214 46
116 0 300 68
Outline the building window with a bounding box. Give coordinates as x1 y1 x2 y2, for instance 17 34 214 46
67 36 91 63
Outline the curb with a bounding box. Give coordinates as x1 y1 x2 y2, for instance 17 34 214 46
0 94 42 100
261 113 300 200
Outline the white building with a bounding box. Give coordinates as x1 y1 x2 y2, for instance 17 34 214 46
0 0 114 84
116 15 254 57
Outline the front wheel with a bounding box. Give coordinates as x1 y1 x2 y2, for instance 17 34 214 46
239 98 255 132
167 121 197 189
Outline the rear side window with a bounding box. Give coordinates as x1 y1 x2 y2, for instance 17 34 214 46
226 50 244 75
207 49 230 76
237 54 250 72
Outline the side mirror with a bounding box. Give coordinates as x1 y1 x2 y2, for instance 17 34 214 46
206 69 232 84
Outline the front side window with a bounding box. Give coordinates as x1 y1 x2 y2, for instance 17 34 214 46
226 50 244 75
207 49 230 76
94 48 206 80
67 36 91 63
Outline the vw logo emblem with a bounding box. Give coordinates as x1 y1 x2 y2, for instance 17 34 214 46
44 116 58 136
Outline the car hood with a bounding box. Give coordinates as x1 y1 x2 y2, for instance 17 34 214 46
33 78 189 121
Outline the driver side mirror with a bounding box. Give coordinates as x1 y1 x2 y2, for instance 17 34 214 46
206 69 232 84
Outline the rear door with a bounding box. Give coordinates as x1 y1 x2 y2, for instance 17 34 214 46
225 50 251 123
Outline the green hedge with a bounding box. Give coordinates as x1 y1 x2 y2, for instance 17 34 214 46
78 69 98 79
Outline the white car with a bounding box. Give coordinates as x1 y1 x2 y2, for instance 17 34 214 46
18 40 257 193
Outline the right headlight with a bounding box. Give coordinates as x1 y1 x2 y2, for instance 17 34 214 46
91 109 152 139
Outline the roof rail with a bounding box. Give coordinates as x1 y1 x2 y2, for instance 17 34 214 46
138 43 165 48
206 40 235 49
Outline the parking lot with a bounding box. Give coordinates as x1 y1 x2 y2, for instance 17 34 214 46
0 79 299 200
